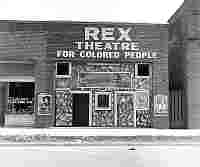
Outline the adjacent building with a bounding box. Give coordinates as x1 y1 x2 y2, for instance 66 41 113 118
169 0 200 129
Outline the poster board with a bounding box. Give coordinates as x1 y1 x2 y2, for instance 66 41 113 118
37 92 52 115
79 72 131 88
154 94 168 114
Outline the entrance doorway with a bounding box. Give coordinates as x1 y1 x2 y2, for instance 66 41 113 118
72 93 89 127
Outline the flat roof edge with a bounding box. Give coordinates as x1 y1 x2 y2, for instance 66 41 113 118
0 19 168 27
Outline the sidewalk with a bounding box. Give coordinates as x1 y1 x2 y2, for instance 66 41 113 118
0 128 199 146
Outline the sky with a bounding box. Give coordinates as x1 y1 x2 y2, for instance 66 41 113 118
0 0 184 23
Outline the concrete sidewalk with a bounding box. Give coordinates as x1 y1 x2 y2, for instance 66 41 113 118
0 128 199 146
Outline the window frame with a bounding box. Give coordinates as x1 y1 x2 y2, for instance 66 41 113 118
56 62 72 78
135 63 150 78
95 92 112 110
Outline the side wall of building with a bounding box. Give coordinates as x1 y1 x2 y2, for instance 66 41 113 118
185 0 200 129
169 0 200 129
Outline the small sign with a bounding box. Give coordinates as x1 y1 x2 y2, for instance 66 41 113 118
37 93 52 115
135 91 149 109
79 72 131 88
154 94 168 114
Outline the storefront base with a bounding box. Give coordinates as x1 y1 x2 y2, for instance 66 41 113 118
0 128 197 146
5 114 34 127
153 116 169 129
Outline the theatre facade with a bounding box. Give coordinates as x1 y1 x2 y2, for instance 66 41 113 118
0 21 169 128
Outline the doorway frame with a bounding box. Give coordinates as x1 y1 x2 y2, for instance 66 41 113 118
71 90 92 126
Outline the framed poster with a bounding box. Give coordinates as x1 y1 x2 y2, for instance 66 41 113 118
37 92 52 115
154 94 168 114
135 91 149 110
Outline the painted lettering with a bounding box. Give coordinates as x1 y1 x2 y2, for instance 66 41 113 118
118 27 132 41
84 27 132 41
101 28 115 40
85 27 99 40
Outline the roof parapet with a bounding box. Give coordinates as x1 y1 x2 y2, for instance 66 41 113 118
168 1 185 24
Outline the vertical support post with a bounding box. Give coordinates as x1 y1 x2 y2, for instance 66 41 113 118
34 59 55 128
0 82 8 127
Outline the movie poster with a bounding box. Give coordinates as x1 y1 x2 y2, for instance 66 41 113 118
154 94 168 114
135 91 149 109
37 93 52 115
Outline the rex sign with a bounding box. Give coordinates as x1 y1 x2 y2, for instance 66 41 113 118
56 27 158 60
84 27 133 41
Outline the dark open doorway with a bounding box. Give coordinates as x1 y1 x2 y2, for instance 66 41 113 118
72 93 89 127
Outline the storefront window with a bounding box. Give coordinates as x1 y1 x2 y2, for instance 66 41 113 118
8 82 34 114
6 82 35 127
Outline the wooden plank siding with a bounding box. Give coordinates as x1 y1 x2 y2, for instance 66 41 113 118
0 21 169 128
0 31 47 61
169 90 185 129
